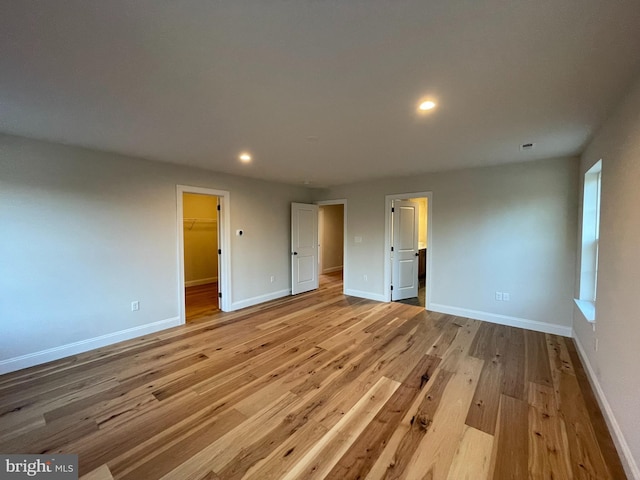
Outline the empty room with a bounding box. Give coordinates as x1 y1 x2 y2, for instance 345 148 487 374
1 1 640 479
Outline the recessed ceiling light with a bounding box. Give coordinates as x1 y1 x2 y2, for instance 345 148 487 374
239 152 252 162
418 100 437 111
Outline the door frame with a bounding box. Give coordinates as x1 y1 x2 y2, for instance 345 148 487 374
315 199 347 295
177 185 231 321
384 192 433 309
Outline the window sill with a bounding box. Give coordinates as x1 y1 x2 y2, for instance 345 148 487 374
574 299 596 323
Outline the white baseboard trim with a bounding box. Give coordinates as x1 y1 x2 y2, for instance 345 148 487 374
428 303 572 337
344 288 387 303
0 316 181 375
322 266 343 274
185 277 218 287
230 289 291 311
572 331 640 480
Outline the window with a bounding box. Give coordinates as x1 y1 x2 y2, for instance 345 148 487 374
575 160 602 322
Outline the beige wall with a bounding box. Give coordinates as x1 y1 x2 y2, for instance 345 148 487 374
183 193 218 285
0 133 312 372
320 204 344 273
573 75 640 478
313 156 579 334
410 197 428 248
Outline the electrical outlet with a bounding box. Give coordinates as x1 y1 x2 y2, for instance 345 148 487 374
594 338 599 352
495 292 503 301
503 292 510 301
131 301 139 312
363 274 368 282
270 275 275 283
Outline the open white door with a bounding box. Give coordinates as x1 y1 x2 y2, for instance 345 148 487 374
391 200 419 300
291 202 319 295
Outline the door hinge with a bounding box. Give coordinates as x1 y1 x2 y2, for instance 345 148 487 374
218 292 222 298
390 285 394 291
218 249 221 254
391 246 394 252
391 207 395 213
217 204 221 211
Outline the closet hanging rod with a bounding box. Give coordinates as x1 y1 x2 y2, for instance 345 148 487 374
183 218 216 222
183 217 217 230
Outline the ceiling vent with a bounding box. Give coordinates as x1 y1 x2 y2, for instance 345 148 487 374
520 142 536 151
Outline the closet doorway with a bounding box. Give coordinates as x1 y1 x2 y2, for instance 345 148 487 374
316 199 347 293
177 186 231 323
183 193 219 320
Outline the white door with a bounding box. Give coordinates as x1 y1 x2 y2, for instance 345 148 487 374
291 203 319 295
391 200 419 300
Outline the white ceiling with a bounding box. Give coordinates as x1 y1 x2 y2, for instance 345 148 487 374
1 1 640 187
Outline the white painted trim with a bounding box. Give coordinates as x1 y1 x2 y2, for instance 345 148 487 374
322 266 343 274
230 289 291 311
344 288 387 303
572 331 640 480
318 207 324 274
429 303 572 337
384 191 434 309
185 277 218 287
574 298 596 323
0 317 181 375
177 185 232 318
315 199 347 297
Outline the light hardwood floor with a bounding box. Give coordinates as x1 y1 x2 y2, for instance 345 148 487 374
186 282 219 322
0 273 625 479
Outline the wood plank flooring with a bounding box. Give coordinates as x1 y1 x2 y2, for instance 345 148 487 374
0 273 625 479
186 282 219 321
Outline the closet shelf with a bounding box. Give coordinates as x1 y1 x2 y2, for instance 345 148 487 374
183 217 217 230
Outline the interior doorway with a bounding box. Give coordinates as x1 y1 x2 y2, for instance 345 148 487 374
385 192 432 309
316 200 347 294
318 204 344 278
177 185 231 323
183 193 219 321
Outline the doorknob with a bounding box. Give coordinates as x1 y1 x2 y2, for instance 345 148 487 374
415 252 419 256
293 252 298 255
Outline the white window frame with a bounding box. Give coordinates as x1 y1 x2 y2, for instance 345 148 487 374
575 160 602 322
